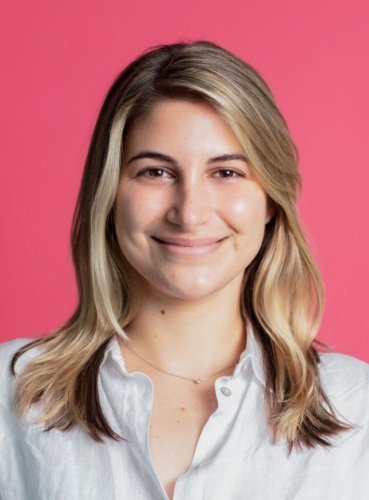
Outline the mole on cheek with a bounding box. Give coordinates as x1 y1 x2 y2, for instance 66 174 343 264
180 407 187 412
161 310 165 315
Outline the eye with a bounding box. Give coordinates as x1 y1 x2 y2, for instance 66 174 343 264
137 168 174 179
213 168 244 178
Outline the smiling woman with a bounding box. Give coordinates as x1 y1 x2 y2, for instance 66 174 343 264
1 41 368 500
115 99 270 303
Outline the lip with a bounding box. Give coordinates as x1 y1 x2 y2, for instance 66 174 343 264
152 236 227 256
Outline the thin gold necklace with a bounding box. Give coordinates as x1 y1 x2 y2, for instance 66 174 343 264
122 341 237 384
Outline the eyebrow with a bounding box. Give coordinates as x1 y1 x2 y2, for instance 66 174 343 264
126 150 248 165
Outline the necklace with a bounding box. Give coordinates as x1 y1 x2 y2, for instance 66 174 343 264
122 340 237 384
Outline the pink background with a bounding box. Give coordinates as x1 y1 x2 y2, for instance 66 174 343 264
1 0 368 361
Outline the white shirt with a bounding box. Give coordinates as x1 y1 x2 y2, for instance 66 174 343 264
1 332 369 500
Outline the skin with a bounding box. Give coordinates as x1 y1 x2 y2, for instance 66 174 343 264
114 99 271 498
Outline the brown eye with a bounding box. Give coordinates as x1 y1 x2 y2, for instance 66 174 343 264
139 168 174 178
214 169 243 178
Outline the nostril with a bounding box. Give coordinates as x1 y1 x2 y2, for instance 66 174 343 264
166 203 212 230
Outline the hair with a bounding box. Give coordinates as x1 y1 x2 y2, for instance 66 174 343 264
11 40 350 448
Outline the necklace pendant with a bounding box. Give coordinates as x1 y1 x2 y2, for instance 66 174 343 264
193 379 202 384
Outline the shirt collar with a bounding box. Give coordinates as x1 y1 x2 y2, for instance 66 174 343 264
101 325 266 387
233 325 266 386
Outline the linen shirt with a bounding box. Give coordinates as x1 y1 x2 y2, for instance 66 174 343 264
1 333 369 500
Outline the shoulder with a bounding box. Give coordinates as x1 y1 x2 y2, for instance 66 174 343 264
0 339 32 435
318 351 369 426
319 351 369 391
0 338 34 373
0 338 38 404
0 338 37 375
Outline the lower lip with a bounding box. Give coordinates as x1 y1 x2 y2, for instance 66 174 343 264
152 239 225 256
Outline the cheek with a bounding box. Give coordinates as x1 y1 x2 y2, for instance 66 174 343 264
115 187 140 242
226 190 269 261
115 187 169 248
227 189 269 229
115 189 145 231
231 198 249 216
115 199 135 236
117 183 169 223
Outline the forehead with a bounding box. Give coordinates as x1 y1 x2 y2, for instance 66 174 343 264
123 98 245 158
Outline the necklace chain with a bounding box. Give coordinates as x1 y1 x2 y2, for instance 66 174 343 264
122 340 237 384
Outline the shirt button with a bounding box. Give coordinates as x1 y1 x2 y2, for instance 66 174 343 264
220 386 232 397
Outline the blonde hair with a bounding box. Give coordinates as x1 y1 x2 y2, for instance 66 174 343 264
12 41 349 447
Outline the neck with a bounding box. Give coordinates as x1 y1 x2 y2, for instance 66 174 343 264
123 284 246 379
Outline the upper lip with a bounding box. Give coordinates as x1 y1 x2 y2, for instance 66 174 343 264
152 236 226 247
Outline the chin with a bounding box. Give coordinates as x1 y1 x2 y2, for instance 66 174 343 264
153 278 233 303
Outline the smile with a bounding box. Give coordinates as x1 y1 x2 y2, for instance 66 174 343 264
151 236 227 256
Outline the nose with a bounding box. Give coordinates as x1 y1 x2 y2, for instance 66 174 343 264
166 182 212 231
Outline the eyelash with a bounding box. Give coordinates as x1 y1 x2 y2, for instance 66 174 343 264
136 167 245 180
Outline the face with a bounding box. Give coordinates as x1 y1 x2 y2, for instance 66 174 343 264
115 99 271 303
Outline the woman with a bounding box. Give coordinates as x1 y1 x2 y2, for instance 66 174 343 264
1 41 368 500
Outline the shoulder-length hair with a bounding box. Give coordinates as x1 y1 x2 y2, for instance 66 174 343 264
12 41 349 448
